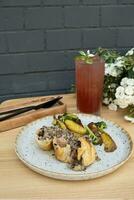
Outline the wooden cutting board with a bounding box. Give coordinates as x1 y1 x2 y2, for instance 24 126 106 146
0 96 66 132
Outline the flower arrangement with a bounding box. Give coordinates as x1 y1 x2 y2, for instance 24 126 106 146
73 47 134 123
96 47 134 123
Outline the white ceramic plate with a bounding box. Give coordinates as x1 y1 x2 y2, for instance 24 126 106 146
15 114 133 181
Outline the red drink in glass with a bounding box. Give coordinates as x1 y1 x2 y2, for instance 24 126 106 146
75 56 105 115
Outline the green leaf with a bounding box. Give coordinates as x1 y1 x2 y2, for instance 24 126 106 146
79 51 86 56
127 105 134 118
127 70 134 78
95 47 119 63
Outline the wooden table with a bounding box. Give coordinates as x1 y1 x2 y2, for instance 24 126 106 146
0 94 134 200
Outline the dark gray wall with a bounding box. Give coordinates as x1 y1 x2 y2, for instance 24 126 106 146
0 0 134 102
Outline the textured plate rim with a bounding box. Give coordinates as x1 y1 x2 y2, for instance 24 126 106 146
15 113 133 181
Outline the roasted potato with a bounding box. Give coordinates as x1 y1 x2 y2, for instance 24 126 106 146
64 119 87 135
101 132 117 152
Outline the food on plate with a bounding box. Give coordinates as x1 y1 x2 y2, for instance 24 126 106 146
95 121 117 152
71 136 97 171
36 126 74 151
101 131 117 152
53 116 67 130
52 129 77 163
53 137 72 163
36 126 53 150
95 121 107 130
64 119 86 135
36 113 117 171
58 113 81 123
87 121 117 152
53 113 86 135
85 124 102 145
53 133 97 170
36 125 97 170
52 113 117 152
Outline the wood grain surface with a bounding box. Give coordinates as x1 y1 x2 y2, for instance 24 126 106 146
0 94 134 200
0 96 66 132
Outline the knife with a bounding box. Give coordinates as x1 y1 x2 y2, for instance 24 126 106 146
0 96 62 122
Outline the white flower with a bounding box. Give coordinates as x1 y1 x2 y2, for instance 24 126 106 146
103 98 109 105
115 98 128 108
126 78 134 86
115 61 123 67
124 115 134 123
105 65 117 76
105 63 122 77
125 86 134 95
125 96 134 104
110 69 118 77
103 47 134 122
129 96 134 104
114 57 124 68
115 79 134 109
108 103 117 111
115 86 125 99
126 48 134 56
121 77 128 86
132 96 134 104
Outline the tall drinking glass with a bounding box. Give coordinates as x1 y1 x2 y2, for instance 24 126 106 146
75 55 105 115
